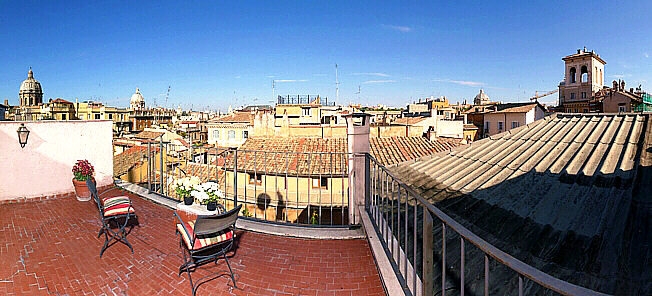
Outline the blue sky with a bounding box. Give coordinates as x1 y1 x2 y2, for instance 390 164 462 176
1 1 651 110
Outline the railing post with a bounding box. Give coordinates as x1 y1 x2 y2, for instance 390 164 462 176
159 136 164 195
233 150 238 207
147 141 152 193
422 206 433 296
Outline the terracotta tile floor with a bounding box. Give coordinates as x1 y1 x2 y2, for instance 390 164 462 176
0 187 385 295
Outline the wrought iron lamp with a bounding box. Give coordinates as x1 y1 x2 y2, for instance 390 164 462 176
17 123 30 148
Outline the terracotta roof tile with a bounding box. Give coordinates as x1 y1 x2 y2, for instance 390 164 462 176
210 112 254 124
133 131 164 140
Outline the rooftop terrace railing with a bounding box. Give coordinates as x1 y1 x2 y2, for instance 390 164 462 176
140 140 351 226
365 154 610 296
277 95 336 106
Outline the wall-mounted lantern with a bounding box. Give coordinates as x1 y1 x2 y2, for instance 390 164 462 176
17 123 30 148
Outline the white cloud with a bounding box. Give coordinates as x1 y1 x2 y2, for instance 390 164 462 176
383 25 412 32
275 79 309 82
352 72 390 77
362 80 396 84
266 75 276 78
611 74 631 79
235 75 241 79
433 78 485 87
645 52 649 58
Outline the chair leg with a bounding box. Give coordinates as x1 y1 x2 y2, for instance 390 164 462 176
223 254 237 289
99 231 109 258
97 228 104 238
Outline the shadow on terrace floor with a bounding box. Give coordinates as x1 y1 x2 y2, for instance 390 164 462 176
0 187 384 296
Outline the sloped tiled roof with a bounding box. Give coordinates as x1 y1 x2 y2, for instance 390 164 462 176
392 117 429 125
229 137 349 176
133 131 164 140
210 112 254 124
222 136 462 176
370 136 462 166
391 113 652 294
491 102 541 114
113 146 150 177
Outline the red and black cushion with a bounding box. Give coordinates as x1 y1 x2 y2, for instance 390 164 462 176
176 221 234 250
102 196 135 217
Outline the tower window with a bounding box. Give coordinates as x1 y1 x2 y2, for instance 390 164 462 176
570 93 576 100
570 67 577 83
581 92 587 99
581 66 588 83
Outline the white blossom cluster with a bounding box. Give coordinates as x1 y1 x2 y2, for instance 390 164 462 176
191 181 224 204
173 176 201 193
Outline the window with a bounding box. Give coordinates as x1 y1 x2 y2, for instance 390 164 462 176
570 93 576 100
108 113 113 119
511 121 519 129
618 106 625 113
87 114 91 120
213 130 220 139
570 67 577 83
484 122 490 135
248 173 262 185
583 109 589 113
574 109 579 113
95 114 100 120
243 131 249 139
228 130 235 139
311 177 328 189
581 65 588 83
302 108 311 116
581 92 587 99
498 121 503 131
61 114 67 120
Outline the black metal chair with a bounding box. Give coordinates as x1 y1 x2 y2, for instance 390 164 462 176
87 179 136 257
174 205 242 295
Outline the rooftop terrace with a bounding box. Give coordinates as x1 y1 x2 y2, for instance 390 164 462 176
0 188 384 295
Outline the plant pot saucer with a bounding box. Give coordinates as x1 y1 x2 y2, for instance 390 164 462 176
76 195 91 202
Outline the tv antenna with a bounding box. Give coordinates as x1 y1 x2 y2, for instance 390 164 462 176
355 85 361 102
335 64 340 103
165 85 170 108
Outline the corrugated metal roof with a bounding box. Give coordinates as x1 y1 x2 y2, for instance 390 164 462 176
391 113 652 294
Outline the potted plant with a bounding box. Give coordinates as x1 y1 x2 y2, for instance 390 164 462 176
72 160 94 201
174 176 200 205
192 181 223 211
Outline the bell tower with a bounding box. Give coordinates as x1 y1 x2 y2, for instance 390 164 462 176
558 47 606 112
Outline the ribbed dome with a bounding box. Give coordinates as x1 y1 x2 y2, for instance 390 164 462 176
130 88 144 104
19 68 42 93
473 89 490 105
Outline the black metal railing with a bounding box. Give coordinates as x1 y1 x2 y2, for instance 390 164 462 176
365 154 609 296
277 95 335 106
141 140 351 226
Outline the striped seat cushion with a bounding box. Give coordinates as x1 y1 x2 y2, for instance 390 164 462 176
102 196 135 217
176 221 234 250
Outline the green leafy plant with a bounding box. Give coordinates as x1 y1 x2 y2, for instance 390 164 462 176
72 160 94 181
310 211 318 225
241 206 252 217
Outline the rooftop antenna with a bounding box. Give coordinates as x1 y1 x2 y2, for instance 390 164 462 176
335 64 339 104
355 85 361 103
165 85 170 108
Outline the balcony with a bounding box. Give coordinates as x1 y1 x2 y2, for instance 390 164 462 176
2 117 645 295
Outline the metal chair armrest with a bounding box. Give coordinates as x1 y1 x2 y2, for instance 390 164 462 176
173 211 195 245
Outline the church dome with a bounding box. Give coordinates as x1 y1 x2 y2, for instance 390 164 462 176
474 89 490 105
130 88 144 104
19 68 42 94
130 88 145 110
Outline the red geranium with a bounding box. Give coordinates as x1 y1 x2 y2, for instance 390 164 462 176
72 160 94 181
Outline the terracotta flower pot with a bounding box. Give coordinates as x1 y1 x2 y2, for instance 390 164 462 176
72 178 92 202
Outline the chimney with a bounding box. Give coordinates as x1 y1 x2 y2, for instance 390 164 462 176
345 112 372 224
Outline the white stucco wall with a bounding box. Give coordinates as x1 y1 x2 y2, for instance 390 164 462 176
0 120 113 200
